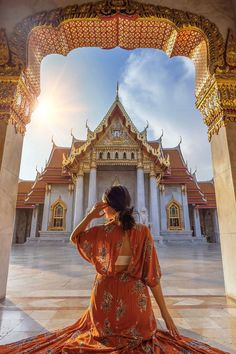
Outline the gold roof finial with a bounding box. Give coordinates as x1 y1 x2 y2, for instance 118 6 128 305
35 165 40 178
51 135 56 146
116 81 119 101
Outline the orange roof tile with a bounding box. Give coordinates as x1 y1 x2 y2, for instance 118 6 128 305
25 146 72 204
16 181 34 208
197 181 216 208
161 147 207 205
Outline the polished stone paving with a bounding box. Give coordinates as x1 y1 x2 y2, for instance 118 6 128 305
0 242 236 353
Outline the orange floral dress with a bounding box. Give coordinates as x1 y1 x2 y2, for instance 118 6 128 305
0 223 230 353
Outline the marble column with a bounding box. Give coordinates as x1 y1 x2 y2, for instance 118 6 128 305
136 166 146 214
30 206 39 238
160 185 167 231
181 185 191 231
210 122 236 299
193 207 201 237
213 209 220 243
66 184 74 232
41 185 51 231
0 121 24 299
86 167 97 226
73 173 84 228
87 167 97 211
149 172 160 237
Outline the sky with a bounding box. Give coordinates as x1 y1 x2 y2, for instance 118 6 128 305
19 47 212 181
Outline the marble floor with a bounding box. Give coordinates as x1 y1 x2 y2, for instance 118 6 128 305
0 241 236 353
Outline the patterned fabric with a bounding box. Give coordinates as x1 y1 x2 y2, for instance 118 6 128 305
0 223 230 353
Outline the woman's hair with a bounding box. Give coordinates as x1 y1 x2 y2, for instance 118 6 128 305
102 185 136 231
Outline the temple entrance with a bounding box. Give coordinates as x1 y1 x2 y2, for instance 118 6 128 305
0 1 236 301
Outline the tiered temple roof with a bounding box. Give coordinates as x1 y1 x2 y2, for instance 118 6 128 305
17 142 216 209
17 96 216 209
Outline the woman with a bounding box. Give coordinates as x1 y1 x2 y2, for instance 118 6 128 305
0 185 230 353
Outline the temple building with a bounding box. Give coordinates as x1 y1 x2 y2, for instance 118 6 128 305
14 93 220 244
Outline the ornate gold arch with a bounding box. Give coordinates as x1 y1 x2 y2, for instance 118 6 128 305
0 0 235 139
5 0 225 73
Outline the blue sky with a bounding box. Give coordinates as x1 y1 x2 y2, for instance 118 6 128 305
20 47 212 181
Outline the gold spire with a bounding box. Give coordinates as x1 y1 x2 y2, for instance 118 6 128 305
116 81 119 101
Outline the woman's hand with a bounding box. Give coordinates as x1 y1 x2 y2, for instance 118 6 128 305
88 201 108 220
161 309 181 339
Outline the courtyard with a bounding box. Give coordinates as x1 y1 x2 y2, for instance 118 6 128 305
0 241 235 352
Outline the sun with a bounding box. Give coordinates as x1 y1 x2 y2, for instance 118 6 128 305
32 98 56 122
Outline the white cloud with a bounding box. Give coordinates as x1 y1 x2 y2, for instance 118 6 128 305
120 49 212 181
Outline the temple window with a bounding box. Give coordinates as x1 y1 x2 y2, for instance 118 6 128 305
167 200 183 230
50 199 66 231
99 152 103 159
131 152 135 160
115 152 119 159
107 152 110 159
123 152 127 159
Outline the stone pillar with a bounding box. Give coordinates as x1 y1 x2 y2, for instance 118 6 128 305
181 185 191 231
0 121 24 299
41 185 51 231
196 66 236 299
73 171 84 228
30 206 39 238
136 167 145 212
149 170 160 237
0 31 36 298
213 209 220 243
210 122 236 297
66 184 74 232
193 207 201 238
86 150 98 226
87 167 97 210
159 184 167 232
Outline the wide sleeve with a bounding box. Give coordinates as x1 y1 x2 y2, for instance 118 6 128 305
76 225 100 264
142 225 162 288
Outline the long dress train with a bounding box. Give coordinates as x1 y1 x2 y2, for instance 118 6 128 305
0 223 231 353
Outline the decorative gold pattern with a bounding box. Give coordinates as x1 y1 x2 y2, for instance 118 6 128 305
196 72 236 141
0 0 235 139
0 29 10 66
225 28 236 69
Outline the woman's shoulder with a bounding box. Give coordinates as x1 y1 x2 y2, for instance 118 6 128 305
133 223 149 237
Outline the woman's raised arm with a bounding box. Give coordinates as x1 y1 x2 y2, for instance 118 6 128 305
70 213 94 245
70 201 107 245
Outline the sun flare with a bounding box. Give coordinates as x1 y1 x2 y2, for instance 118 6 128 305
32 98 56 121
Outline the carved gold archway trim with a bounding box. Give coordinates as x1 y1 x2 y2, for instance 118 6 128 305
0 0 235 139
7 0 224 74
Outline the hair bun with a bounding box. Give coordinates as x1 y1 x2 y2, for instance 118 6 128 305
118 206 135 230
120 206 133 216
